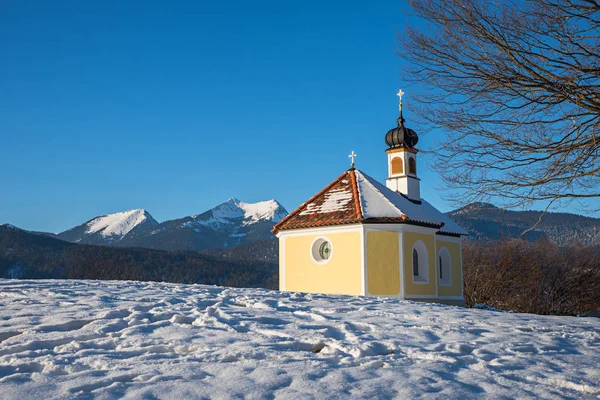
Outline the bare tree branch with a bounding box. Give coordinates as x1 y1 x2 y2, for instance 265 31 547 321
399 0 600 209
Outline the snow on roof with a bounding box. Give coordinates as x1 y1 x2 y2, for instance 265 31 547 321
355 171 412 219
86 209 149 238
356 171 446 226
300 188 354 216
274 169 467 236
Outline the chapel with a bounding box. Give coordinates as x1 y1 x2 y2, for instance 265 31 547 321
272 91 468 305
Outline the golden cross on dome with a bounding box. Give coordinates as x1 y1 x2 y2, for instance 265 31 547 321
349 151 357 168
397 89 404 111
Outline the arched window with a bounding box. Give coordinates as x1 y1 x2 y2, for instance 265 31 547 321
412 240 429 283
438 247 452 286
391 157 403 175
408 157 416 174
412 248 419 276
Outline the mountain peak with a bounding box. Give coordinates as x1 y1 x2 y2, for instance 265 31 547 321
85 209 157 238
56 209 159 245
238 199 287 225
469 202 499 210
192 198 288 227
451 202 500 215
55 199 289 251
0 223 21 231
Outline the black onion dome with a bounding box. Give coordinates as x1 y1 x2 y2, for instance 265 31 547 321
385 115 418 149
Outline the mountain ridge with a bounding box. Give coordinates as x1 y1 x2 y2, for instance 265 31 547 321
5 201 599 253
53 198 288 251
446 202 600 246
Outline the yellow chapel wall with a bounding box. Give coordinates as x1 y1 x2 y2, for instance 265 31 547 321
366 230 400 295
436 239 463 297
282 230 363 296
403 231 437 296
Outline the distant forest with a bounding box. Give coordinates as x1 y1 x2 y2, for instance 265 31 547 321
2 226 599 316
0 227 278 290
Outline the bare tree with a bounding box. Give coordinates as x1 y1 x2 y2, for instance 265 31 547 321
398 0 600 209
462 239 600 315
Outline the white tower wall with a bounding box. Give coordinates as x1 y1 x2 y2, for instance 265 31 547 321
385 149 421 201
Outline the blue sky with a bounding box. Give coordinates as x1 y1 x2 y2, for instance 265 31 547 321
1 1 596 233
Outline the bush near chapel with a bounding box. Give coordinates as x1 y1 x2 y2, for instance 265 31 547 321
462 240 600 316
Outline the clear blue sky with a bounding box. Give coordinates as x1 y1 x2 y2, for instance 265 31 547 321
1 1 595 233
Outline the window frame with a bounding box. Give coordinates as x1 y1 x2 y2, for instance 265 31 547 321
438 247 452 286
408 157 417 174
411 240 429 284
391 156 403 175
310 237 333 265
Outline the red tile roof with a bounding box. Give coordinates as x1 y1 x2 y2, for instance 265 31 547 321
272 169 468 236
272 170 362 233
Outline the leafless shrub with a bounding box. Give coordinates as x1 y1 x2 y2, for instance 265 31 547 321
463 239 600 315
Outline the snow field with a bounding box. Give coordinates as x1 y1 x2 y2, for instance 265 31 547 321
0 279 598 399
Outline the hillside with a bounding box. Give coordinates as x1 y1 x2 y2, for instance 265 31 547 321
447 203 600 246
56 209 159 246
202 238 279 265
0 279 598 399
0 225 277 288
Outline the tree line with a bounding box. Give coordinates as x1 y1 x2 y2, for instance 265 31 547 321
463 239 600 315
2 227 598 315
0 228 278 290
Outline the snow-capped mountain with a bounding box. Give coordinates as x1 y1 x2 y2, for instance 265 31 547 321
0 223 21 231
191 198 287 229
120 198 288 252
55 199 288 252
56 209 159 246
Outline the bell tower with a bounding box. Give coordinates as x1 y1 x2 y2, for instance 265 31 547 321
384 90 421 202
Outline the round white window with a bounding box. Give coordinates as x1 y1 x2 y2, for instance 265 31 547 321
311 237 332 264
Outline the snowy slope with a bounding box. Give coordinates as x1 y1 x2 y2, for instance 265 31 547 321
192 198 287 229
0 224 21 231
0 280 598 399
120 198 288 251
55 199 287 251
85 209 153 237
56 209 158 245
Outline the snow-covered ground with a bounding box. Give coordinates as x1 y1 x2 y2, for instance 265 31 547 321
0 280 598 399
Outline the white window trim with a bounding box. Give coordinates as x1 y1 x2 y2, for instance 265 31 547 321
438 247 452 287
310 236 333 265
411 240 429 284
